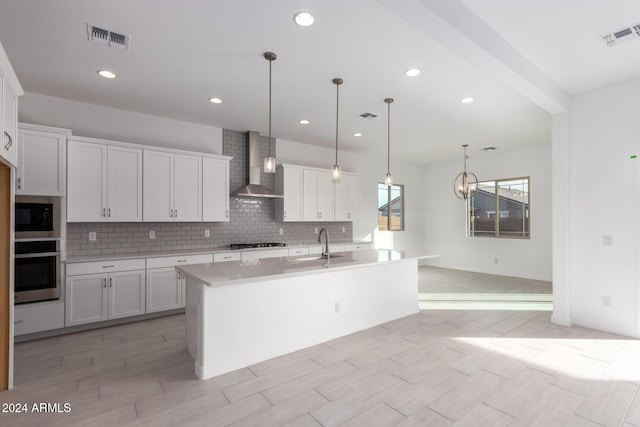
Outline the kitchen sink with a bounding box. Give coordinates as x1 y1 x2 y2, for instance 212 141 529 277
292 254 343 262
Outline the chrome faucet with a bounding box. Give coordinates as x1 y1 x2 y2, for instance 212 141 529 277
317 228 329 258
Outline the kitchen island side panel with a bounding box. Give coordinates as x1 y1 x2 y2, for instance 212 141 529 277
186 260 418 380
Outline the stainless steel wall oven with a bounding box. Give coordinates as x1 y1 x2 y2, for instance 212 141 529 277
14 240 61 304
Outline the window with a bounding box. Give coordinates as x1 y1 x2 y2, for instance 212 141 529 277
468 177 529 238
378 183 404 231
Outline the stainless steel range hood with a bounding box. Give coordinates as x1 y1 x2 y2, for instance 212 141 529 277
232 131 283 199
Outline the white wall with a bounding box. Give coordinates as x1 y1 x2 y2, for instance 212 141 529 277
422 144 552 281
566 77 640 337
18 93 223 154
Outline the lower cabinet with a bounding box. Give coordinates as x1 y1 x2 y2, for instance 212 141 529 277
146 254 213 312
14 301 65 336
65 259 146 326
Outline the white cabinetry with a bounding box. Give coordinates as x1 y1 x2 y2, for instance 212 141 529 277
203 157 230 222
241 248 289 261
14 301 65 336
17 124 68 196
146 254 213 313
303 169 334 221
67 139 142 222
143 151 202 222
2 81 18 166
213 252 241 262
334 173 361 221
65 259 146 326
275 164 303 222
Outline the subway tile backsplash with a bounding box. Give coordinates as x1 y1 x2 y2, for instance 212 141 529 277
66 129 353 257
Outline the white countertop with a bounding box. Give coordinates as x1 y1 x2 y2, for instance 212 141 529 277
65 241 371 263
177 249 438 288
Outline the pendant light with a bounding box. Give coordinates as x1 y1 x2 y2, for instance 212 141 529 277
453 144 479 199
263 52 277 174
332 78 343 183
384 98 394 186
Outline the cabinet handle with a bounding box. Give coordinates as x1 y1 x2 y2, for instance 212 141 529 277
223 256 232 259
103 277 107 288
176 259 187 263
175 209 178 218
3 131 12 150
14 320 23 324
108 208 111 218
17 178 21 190
102 208 106 217
109 277 113 288
226 210 229 218
284 211 287 219
102 265 115 269
169 209 173 218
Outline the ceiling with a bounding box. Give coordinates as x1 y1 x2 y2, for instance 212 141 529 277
0 1 637 165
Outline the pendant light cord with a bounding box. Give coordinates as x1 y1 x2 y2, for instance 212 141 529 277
335 83 339 165
387 101 391 174
268 58 272 158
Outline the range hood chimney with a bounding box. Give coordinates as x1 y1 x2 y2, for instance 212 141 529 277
232 131 283 199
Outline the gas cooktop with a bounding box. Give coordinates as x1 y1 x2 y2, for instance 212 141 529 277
229 242 287 250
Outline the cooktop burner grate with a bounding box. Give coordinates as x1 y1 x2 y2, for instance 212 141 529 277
229 242 287 250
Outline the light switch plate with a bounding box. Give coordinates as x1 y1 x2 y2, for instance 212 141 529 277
88 232 96 241
149 231 156 240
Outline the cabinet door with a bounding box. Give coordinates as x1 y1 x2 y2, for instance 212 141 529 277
109 270 146 319
2 81 17 167
108 145 142 222
17 128 66 196
146 267 181 313
202 157 229 222
333 177 349 221
65 273 108 326
281 167 303 222
67 141 107 222
316 170 334 221
303 170 319 221
174 154 202 222
143 150 174 222
346 174 361 221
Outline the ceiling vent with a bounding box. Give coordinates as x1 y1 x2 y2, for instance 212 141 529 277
87 24 130 49
360 112 377 119
602 23 640 47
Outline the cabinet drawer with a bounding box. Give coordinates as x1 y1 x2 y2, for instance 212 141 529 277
213 252 241 262
241 248 289 261
66 258 146 276
14 301 65 336
288 247 309 257
146 254 213 269
344 243 372 251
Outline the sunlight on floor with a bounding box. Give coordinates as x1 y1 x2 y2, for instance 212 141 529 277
419 292 553 311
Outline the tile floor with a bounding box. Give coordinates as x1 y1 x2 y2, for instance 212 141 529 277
1 267 639 426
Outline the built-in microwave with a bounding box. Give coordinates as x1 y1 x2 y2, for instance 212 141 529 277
15 196 60 239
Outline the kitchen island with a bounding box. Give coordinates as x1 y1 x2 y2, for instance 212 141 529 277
177 249 437 380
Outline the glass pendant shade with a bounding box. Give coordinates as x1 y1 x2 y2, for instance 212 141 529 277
384 173 393 186
264 156 276 174
332 164 341 182
332 78 343 183
384 98 394 186
453 144 478 200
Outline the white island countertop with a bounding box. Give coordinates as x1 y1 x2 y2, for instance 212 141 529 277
176 249 439 288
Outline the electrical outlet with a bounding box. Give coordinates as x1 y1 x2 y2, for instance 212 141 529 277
149 230 156 240
314 227 318 234
88 232 96 241
204 229 210 238
342 226 345 233
603 235 613 246
335 301 342 313
279 228 283 235
602 296 612 307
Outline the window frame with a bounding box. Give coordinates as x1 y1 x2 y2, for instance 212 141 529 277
467 176 530 239
377 182 405 232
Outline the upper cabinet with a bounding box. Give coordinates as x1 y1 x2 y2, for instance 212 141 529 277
143 151 202 222
67 139 143 222
334 173 361 221
303 169 334 221
17 124 69 196
203 157 230 222
0 41 24 167
275 164 303 222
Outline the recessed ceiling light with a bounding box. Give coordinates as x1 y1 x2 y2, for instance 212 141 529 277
460 97 475 104
209 97 223 104
353 133 362 137
97 70 116 79
293 11 314 27
299 119 310 124
404 68 421 77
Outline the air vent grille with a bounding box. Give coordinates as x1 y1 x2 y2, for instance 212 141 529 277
87 24 130 49
602 23 640 47
360 113 377 119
